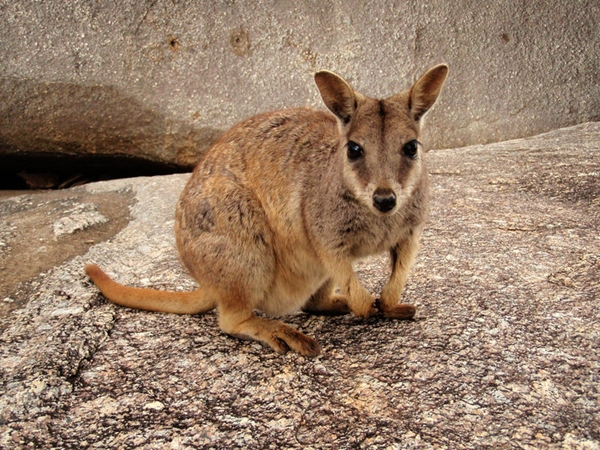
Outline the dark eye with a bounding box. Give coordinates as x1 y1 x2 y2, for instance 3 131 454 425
402 140 419 159
347 141 364 161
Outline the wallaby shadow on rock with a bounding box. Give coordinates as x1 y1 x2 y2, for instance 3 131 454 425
86 64 449 356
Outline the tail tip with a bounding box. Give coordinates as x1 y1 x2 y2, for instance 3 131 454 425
85 264 109 282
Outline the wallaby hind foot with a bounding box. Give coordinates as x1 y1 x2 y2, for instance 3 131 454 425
218 302 322 357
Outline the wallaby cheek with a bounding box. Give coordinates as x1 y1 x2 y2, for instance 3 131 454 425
395 161 423 205
342 161 374 208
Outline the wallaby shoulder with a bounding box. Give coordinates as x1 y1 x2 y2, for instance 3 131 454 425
198 106 340 176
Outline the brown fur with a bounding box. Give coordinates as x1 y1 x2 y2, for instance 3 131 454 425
85 64 449 356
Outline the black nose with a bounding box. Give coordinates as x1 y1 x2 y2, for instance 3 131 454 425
373 189 397 213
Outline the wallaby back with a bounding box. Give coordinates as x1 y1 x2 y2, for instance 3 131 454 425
86 64 449 356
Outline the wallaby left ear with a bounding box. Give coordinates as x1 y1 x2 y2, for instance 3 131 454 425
314 70 357 125
409 64 449 121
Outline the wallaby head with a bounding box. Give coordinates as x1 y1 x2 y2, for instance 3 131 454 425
314 64 448 216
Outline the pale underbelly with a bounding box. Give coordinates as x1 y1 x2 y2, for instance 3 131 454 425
257 251 328 316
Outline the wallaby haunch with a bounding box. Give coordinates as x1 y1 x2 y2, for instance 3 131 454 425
86 64 449 356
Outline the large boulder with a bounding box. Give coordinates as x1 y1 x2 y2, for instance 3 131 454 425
1 0 599 182
0 123 598 447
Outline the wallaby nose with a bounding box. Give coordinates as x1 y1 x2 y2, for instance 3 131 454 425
373 189 397 213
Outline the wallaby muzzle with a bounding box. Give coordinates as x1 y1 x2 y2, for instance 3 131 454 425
373 188 397 213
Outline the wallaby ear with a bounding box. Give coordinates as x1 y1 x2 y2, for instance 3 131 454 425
409 64 449 121
314 70 357 124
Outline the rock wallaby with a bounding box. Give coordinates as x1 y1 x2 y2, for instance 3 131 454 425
86 64 449 356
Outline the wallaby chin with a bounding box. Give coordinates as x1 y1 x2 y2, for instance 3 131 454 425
86 64 449 356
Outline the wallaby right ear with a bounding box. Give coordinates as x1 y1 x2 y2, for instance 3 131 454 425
314 70 357 125
409 64 449 122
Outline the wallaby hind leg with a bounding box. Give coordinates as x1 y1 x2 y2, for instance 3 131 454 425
218 294 321 357
302 279 350 316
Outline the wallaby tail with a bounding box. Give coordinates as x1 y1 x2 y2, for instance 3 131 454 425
84 264 216 315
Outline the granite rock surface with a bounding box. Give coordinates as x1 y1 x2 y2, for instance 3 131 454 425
0 123 599 449
1 0 599 180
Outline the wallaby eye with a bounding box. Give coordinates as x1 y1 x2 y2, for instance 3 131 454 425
347 141 364 161
402 140 419 159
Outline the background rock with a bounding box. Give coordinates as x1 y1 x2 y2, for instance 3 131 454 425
1 0 599 182
0 123 598 448
0 186 133 321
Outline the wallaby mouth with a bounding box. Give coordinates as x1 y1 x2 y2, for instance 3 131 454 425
372 188 397 213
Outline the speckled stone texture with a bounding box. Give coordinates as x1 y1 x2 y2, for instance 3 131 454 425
1 0 599 174
1 123 599 449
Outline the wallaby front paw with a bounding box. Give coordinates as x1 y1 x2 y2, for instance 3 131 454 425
302 295 350 316
349 295 378 319
325 295 351 315
376 300 416 319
